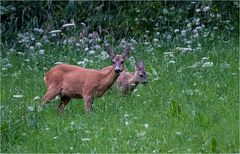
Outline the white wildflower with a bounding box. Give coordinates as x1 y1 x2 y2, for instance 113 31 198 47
5 63 12 68
156 32 160 36
33 28 44 34
45 127 49 131
195 26 202 31
77 61 85 66
27 106 34 111
54 62 63 65
39 49 45 55
201 57 209 61
203 6 210 12
167 34 172 40
9 48 15 52
70 121 75 126
210 13 215 17
94 45 101 49
17 52 24 55
130 39 137 44
202 62 214 68
137 131 146 138
144 123 149 129
174 29 179 33
193 29 198 34
144 42 149 45
153 38 159 42
53 136 58 139
193 33 199 38
196 8 201 13
175 131 181 135
84 47 89 52
49 30 61 34
186 40 192 44
181 30 187 37
29 46 35 51
34 96 40 101
82 138 91 141
89 50 95 54
176 47 192 52
163 8 168 14
195 18 201 26
13 95 23 98
168 60 176 64
76 43 81 47
36 42 42 48
88 33 93 38
51 33 57 37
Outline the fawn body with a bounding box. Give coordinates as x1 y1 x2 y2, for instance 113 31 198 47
43 47 130 112
116 61 147 94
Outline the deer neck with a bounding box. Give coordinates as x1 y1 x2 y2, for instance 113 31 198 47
100 66 119 89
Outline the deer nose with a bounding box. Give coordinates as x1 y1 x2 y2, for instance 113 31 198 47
115 68 121 73
114 65 122 73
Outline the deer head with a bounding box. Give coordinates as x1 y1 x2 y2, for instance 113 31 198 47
107 47 130 73
134 61 148 84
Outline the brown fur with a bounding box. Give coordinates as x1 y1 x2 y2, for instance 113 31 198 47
116 61 147 94
43 47 130 112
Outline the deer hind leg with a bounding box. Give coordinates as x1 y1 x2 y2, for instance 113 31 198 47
57 96 71 113
43 85 61 102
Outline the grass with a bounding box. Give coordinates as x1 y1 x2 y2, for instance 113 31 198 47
0 37 239 153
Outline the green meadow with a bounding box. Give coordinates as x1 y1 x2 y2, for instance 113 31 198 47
1 37 239 152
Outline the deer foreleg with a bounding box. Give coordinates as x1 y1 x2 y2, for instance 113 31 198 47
83 95 94 112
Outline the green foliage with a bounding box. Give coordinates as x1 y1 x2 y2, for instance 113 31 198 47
1 1 239 43
0 1 239 153
0 35 239 153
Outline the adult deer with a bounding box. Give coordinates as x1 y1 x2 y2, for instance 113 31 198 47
116 61 147 94
42 47 130 112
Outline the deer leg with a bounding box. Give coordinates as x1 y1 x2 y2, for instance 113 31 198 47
83 95 94 113
43 86 61 102
57 96 71 113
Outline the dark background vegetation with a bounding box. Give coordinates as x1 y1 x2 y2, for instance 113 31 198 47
1 1 239 43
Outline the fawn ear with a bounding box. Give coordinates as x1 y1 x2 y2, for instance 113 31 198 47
139 61 144 67
107 47 116 58
122 47 130 59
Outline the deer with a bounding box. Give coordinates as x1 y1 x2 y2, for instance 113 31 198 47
115 61 148 94
42 47 130 112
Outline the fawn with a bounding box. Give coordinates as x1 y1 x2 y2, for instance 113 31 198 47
116 61 147 94
42 47 130 112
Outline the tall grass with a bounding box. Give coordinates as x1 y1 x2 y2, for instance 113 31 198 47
1 1 239 153
0 36 239 152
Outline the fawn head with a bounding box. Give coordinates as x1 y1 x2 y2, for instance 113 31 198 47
134 61 148 84
107 47 130 73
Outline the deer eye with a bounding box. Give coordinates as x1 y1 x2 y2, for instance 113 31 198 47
140 74 143 77
112 61 115 64
121 61 124 64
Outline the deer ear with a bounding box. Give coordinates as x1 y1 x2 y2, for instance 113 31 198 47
107 47 116 58
122 47 130 59
139 61 144 67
